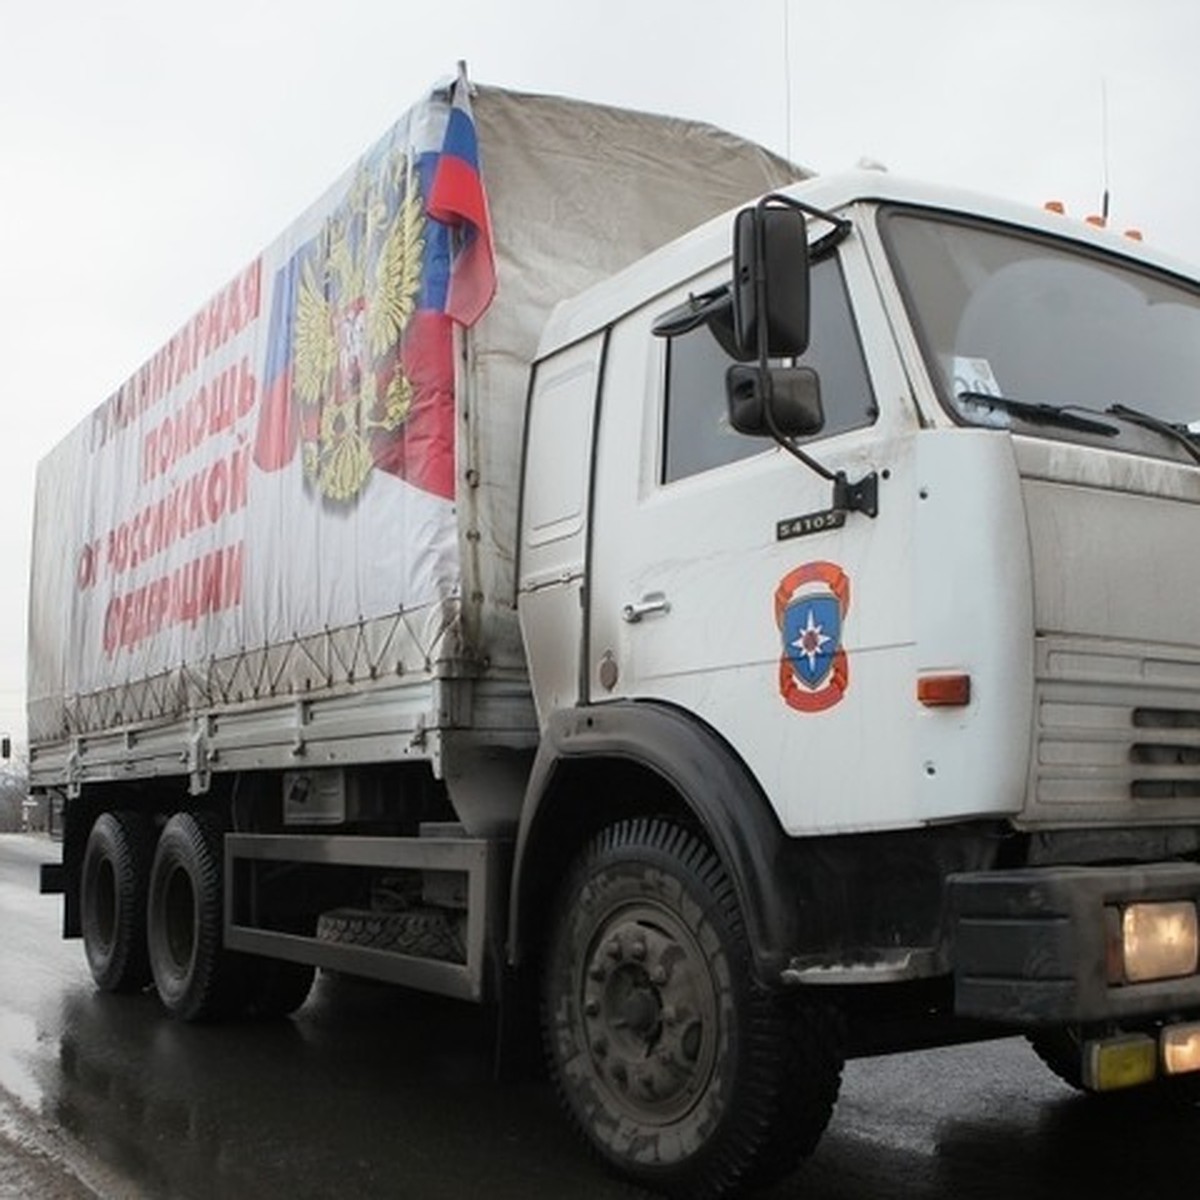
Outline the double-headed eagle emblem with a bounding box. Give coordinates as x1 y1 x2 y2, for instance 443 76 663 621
292 150 424 502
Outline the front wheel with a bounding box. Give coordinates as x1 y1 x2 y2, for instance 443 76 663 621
542 818 841 1198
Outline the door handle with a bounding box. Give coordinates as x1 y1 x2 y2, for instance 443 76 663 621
622 592 671 624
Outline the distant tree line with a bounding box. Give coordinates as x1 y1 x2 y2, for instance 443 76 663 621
0 759 29 832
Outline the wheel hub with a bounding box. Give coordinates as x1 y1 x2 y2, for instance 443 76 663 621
581 910 718 1122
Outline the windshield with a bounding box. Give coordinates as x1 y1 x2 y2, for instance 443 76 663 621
882 209 1200 455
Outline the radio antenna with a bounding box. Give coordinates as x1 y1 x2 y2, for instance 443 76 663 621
783 0 793 160
1100 78 1111 221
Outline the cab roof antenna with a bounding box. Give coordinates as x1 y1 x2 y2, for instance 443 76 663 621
1101 78 1111 222
782 0 793 161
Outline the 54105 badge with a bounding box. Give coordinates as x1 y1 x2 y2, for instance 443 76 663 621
773 561 851 712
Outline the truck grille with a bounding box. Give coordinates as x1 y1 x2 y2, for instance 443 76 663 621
1031 638 1200 823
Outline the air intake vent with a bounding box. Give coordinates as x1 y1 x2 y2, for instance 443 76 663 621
1033 637 1200 819
1131 745 1200 767
1132 780 1200 800
1134 708 1200 730
1132 709 1200 802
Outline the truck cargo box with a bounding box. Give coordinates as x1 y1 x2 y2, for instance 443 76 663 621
28 74 803 829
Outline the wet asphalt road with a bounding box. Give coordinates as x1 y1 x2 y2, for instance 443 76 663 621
2 831 1199 1199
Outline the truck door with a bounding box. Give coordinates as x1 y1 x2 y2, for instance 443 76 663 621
587 243 921 835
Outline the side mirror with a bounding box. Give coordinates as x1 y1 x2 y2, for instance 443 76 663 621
732 204 811 360
0 736 9 761
726 365 824 438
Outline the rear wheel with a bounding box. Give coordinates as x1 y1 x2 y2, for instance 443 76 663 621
147 812 247 1021
542 818 841 1198
80 811 153 993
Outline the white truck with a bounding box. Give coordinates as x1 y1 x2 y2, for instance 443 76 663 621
30 70 1200 1197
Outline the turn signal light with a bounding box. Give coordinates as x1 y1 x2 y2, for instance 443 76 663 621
917 674 971 708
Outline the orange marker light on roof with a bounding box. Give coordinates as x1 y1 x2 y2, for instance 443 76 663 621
1044 200 1066 214
917 674 972 708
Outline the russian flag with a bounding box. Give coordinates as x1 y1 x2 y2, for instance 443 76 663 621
427 69 496 327
253 255 302 471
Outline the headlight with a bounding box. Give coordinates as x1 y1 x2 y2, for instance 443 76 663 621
1107 901 1199 984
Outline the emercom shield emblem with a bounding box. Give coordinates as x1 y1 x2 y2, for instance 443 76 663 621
774 561 851 712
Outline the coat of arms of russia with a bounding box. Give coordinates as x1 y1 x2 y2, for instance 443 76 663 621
291 155 426 502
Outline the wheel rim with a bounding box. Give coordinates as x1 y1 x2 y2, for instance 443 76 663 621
162 863 197 974
578 900 721 1126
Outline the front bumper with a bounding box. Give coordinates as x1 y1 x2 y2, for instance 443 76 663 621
950 862 1200 1024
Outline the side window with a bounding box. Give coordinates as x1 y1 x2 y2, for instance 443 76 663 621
662 257 877 483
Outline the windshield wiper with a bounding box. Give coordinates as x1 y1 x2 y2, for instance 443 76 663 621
1106 403 1200 466
957 392 1119 437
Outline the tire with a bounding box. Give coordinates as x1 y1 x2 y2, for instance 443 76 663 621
542 818 842 1199
80 811 153 993
146 811 247 1021
739 1000 846 1190
317 907 465 962
1028 1028 1085 1091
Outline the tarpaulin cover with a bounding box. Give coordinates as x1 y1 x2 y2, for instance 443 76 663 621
28 75 805 743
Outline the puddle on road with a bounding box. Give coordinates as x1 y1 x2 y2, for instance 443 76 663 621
0 1005 42 1109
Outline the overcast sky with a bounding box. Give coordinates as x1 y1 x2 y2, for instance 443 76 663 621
1 0 1198 744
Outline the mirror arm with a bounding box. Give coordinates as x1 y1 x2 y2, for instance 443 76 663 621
760 384 838 482
756 192 853 256
760 387 878 515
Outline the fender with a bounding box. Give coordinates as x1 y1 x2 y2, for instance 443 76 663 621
508 700 798 985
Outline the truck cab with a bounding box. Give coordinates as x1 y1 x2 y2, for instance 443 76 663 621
519 174 1200 1179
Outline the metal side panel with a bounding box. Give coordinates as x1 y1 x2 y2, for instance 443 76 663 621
29 673 539 795
30 677 443 790
224 833 504 1004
